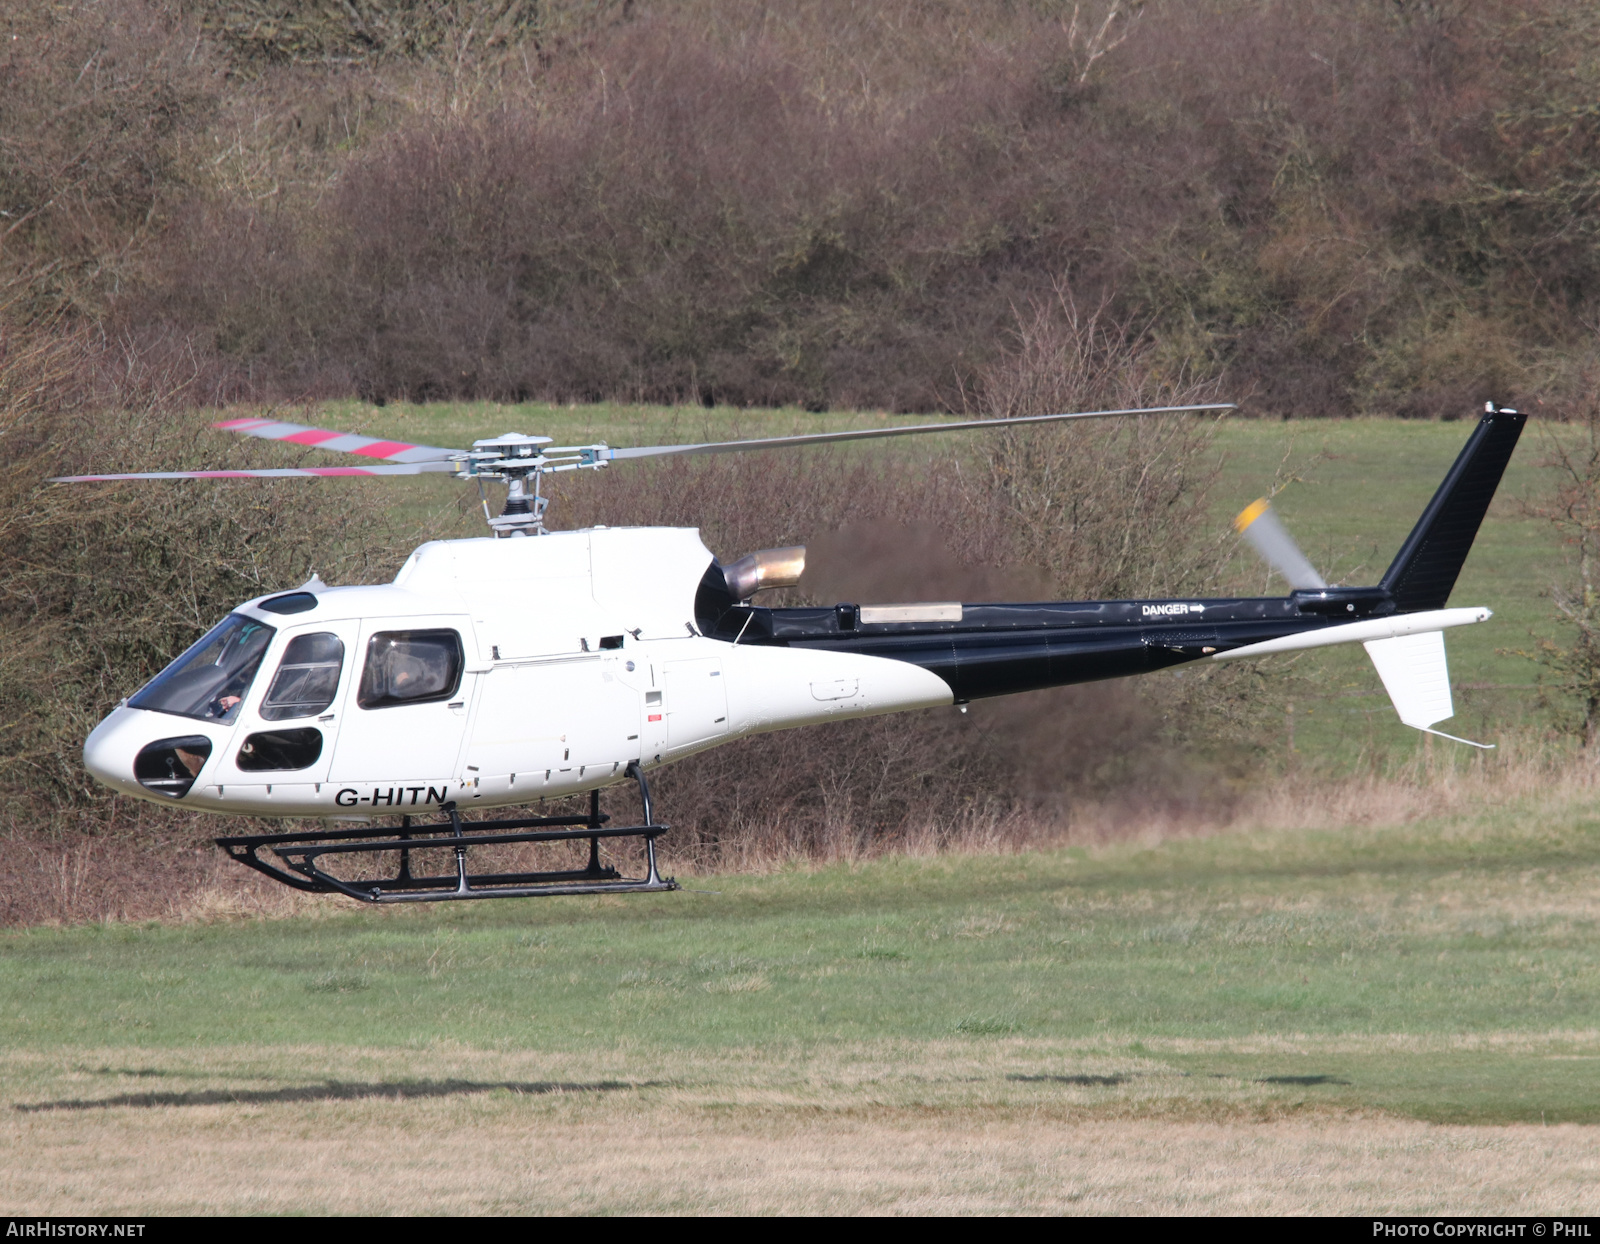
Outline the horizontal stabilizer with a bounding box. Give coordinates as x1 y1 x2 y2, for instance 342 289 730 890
1209 607 1490 661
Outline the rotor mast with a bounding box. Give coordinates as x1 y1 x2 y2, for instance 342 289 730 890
454 434 611 536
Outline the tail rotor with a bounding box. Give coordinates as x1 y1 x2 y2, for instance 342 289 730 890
1233 496 1326 591
1231 487 1493 748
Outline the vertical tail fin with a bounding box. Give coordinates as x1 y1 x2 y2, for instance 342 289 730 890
1380 407 1525 613
1364 629 1493 749
1364 630 1453 731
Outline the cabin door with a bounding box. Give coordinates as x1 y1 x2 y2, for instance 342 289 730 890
327 615 475 809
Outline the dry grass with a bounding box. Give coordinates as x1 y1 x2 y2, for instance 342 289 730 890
1065 726 1600 844
0 827 343 927
3 1040 1597 1215
8 729 1599 928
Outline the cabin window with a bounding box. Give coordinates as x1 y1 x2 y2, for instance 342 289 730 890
236 728 323 772
260 632 345 721
257 592 319 615
134 735 213 797
129 615 276 724
357 629 463 709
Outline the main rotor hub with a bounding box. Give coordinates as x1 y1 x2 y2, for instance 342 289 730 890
469 433 553 462
450 433 612 537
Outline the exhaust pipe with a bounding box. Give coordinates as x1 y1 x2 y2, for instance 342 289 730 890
723 546 806 601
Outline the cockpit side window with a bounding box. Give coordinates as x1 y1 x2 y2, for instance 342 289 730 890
356 630 463 709
259 632 345 721
128 615 277 724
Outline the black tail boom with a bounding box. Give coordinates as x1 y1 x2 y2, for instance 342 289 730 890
699 407 1525 700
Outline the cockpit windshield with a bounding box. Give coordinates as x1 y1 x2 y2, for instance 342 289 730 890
128 615 277 724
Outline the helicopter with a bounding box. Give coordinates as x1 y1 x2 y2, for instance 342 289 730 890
56 402 1525 903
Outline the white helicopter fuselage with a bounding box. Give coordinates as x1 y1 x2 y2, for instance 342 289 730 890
83 528 953 817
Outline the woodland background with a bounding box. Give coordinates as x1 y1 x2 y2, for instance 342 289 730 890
8 0 1600 414
6 0 1600 922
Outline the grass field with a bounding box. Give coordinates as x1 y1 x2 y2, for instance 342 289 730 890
4 790 1599 1213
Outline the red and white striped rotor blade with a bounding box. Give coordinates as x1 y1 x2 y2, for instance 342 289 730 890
213 417 463 463
51 463 457 483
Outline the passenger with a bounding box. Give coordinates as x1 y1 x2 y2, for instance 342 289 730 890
385 644 432 696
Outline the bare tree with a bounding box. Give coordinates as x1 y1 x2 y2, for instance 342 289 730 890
964 283 1230 601
1521 372 1600 749
1063 1 1140 84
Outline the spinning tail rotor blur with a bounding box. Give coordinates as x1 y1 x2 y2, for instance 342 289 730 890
1233 496 1326 592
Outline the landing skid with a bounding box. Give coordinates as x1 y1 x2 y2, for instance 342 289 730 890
216 761 676 902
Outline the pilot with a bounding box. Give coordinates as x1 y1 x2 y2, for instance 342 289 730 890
207 668 256 717
384 642 432 697
201 620 272 719
208 670 255 718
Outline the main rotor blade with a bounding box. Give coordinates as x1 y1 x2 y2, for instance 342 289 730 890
213 417 463 463
51 462 458 482
601 403 1234 461
1234 497 1327 591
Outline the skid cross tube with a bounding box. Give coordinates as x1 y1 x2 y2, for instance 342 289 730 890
214 764 675 902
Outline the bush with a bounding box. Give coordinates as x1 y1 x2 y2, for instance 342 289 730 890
0 328 409 834
0 1 221 316
121 0 1600 416
543 290 1250 866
